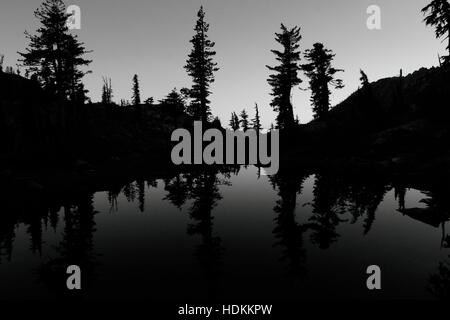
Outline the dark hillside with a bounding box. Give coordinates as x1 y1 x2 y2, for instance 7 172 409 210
291 66 450 163
0 72 192 171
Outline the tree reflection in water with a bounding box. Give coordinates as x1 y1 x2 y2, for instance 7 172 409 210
1 166 450 299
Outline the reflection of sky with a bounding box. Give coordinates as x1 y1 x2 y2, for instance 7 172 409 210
0 166 448 300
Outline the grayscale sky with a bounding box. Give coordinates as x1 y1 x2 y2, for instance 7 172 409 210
0 0 445 127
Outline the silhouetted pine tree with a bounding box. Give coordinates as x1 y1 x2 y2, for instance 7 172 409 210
229 112 240 130
359 69 376 108
240 109 249 131
302 43 344 119
184 6 219 123
132 74 141 106
252 103 262 132
101 77 113 104
144 97 154 106
267 24 302 130
160 88 186 114
422 0 450 65
19 0 91 100
359 70 369 88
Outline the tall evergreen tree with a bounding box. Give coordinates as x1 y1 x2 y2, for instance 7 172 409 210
422 0 450 65
184 6 219 123
132 74 141 106
252 103 262 132
19 0 91 100
267 24 302 130
302 43 344 119
240 109 249 131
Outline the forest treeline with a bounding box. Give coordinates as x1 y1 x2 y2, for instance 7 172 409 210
1 0 450 168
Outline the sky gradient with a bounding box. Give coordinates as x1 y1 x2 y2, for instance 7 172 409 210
0 0 445 127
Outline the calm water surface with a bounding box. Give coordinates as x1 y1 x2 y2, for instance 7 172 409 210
0 166 449 300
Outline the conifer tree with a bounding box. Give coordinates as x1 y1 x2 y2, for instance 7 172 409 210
267 24 302 129
132 74 141 106
240 109 249 131
160 88 186 114
101 77 113 104
359 70 370 89
184 6 219 122
229 113 235 130
302 43 344 119
144 97 154 106
229 112 240 130
19 0 91 100
251 103 262 132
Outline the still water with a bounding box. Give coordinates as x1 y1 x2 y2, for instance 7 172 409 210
0 166 449 300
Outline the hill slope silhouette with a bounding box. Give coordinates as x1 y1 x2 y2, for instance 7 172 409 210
291 66 450 171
